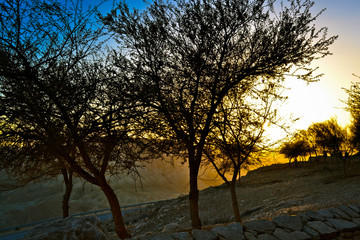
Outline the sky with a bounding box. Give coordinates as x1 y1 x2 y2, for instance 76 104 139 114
95 0 360 133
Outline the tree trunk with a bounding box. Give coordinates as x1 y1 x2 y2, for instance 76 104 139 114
61 169 73 218
229 182 241 222
189 162 202 229
99 179 131 239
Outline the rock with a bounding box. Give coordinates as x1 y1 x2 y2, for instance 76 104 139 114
272 216 303 231
162 223 180 232
298 213 311 223
328 208 351 220
273 228 294 240
211 223 244 240
23 216 109 240
325 218 358 231
306 221 336 238
303 225 319 239
349 205 360 213
290 231 312 240
304 211 325 221
244 231 258 240
244 220 276 233
191 229 218 240
339 206 360 218
316 209 334 219
172 232 193 240
141 233 175 240
353 218 360 226
258 233 278 240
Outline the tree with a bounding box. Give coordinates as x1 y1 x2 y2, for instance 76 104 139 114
0 1 153 238
0 137 75 218
203 77 284 222
103 0 337 229
280 137 311 167
345 77 360 151
308 118 346 158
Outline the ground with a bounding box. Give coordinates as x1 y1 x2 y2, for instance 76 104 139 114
102 158 360 239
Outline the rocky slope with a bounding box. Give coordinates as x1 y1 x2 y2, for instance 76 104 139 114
102 159 360 239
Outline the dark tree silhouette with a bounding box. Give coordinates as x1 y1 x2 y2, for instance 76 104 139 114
345 77 360 151
308 118 346 158
103 0 337 228
0 1 154 238
0 139 75 218
280 138 311 167
203 78 284 222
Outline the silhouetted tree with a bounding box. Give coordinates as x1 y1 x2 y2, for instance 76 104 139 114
280 137 311 167
309 118 346 158
203 78 284 222
345 77 360 151
0 139 75 218
103 0 337 228
0 1 154 238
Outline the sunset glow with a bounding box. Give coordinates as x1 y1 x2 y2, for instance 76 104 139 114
113 0 360 135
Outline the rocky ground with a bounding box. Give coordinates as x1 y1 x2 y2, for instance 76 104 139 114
101 158 360 239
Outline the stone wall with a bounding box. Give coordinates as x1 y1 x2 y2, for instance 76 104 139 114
131 204 360 240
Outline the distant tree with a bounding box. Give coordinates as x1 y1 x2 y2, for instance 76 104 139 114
103 0 337 228
308 118 346 158
0 1 155 238
280 137 311 167
344 77 360 151
306 118 353 174
203 78 284 222
305 126 320 158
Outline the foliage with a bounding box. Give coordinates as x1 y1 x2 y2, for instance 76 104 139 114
307 118 347 157
0 0 155 238
280 136 311 165
203 77 285 222
103 0 337 229
344 76 360 151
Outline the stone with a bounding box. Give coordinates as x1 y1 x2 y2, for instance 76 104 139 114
142 234 175 240
325 218 358 231
272 216 303 231
244 231 258 240
298 213 311 223
211 223 244 240
244 220 276 233
172 232 193 240
290 231 311 240
191 229 218 240
349 205 360 213
162 223 181 232
273 228 294 240
339 206 360 218
304 211 325 221
303 226 319 239
353 218 360 226
328 208 351 220
316 209 334 219
258 233 278 240
306 221 336 238
22 216 109 240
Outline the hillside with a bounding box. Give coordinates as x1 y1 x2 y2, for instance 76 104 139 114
102 158 360 239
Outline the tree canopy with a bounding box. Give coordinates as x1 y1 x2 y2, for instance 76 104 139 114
103 0 337 229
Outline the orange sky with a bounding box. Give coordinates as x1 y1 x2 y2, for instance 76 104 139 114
281 0 360 132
